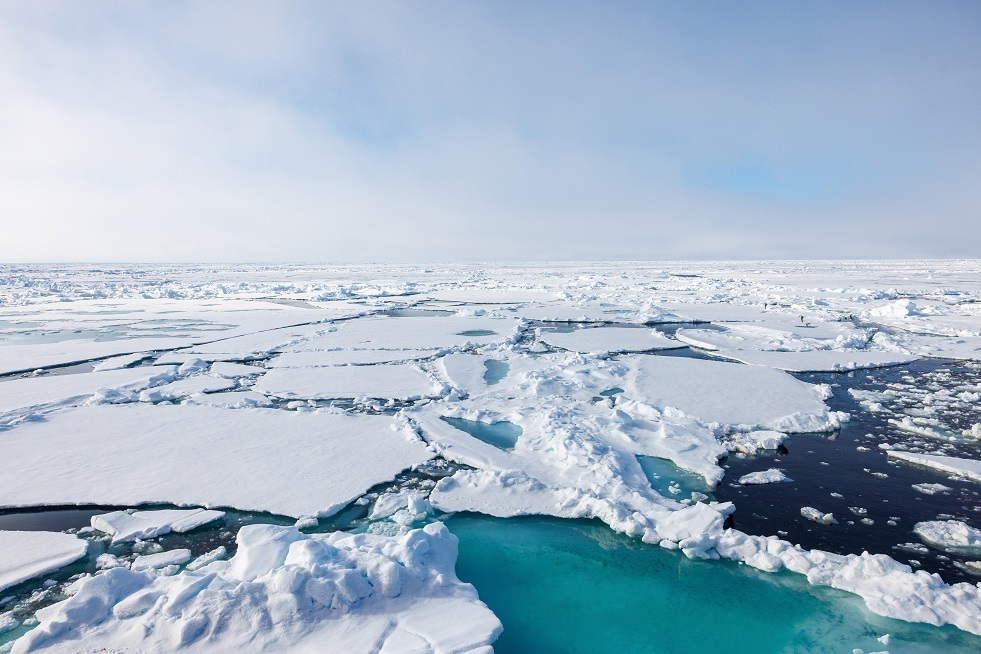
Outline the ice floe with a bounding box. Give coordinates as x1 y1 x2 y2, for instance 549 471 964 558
538 326 683 354
91 509 226 544
0 404 432 517
253 364 442 400
0 532 88 593
738 469 792 485
886 451 981 483
914 521 981 551
12 523 501 654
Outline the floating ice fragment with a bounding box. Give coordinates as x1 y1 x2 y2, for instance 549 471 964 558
914 520 981 550
91 508 225 544
738 469 792 485
801 507 838 525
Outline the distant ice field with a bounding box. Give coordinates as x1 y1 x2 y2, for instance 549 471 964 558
1 260 980 651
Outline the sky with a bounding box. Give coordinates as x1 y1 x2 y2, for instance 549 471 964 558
1 1 979 262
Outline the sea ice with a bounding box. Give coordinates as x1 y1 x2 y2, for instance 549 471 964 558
0 404 432 517
539 327 683 354
253 364 442 400
914 521 981 551
13 523 501 653
739 469 792 485
0 531 88 592
91 509 226 544
620 355 840 431
887 451 981 483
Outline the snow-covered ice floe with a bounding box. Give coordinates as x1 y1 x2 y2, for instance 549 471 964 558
914 520 981 551
12 523 501 654
0 404 432 517
886 451 981 483
0 532 88 592
538 326 683 354
738 469 792 485
91 508 226 544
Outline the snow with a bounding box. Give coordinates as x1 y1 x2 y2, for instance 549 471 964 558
709 349 917 373
801 507 838 525
268 348 435 367
0 404 432 518
0 366 177 420
912 483 953 495
620 355 841 432
13 523 501 653
914 521 981 551
282 315 519 351
91 353 149 372
0 532 88 592
130 548 191 571
208 361 262 377
887 451 981 483
739 469 792 485
137 375 237 402
253 364 442 400
91 509 226 544
539 327 683 354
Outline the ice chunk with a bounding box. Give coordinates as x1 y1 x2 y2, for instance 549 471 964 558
91 509 225 543
130 548 191 571
0 531 88 592
801 507 838 525
209 361 262 378
886 451 981 483
739 469 792 485
914 520 981 550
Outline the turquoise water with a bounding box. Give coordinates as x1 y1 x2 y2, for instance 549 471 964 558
638 455 715 499
483 360 510 385
441 416 523 449
450 514 981 654
599 386 624 397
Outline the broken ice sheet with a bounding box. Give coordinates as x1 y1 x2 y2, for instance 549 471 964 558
0 404 432 518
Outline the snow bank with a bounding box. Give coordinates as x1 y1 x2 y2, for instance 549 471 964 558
14 523 501 653
0 531 88 592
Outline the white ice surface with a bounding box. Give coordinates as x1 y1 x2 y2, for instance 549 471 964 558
137 375 237 402
914 520 981 550
91 509 226 544
14 523 501 654
130 548 191 571
738 469 792 485
0 404 432 518
91 353 150 372
539 327 683 354
268 348 435 367
887 451 981 483
0 366 177 419
208 362 262 378
0 531 88 592
620 355 840 432
709 349 917 373
253 364 442 400
284 315 519 352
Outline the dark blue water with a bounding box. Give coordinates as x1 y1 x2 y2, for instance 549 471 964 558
715 360 981 584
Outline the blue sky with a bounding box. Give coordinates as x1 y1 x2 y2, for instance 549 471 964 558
1 1 979 261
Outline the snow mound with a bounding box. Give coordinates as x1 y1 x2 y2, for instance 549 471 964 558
14 523 501 653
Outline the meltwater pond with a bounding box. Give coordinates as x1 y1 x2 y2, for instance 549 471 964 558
450 514 981 654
